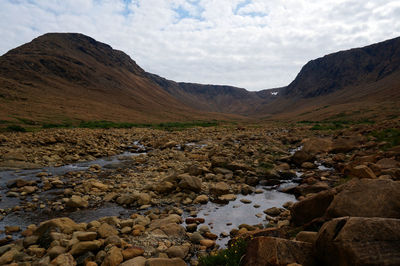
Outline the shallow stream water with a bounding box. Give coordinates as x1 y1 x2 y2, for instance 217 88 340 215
0 144 306 248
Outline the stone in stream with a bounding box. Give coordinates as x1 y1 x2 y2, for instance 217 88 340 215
240 198 252 204
210 182 230 195
66 195 89 209
178 174 202 192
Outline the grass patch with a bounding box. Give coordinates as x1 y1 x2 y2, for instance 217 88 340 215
42 122 74 129
16 117 37 125
199 238 248 266
299 119 375 131
371 128 400 149
311 122 346 130
41 120 219 131
6 125 27 132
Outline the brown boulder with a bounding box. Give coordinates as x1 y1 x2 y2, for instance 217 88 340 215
347 165 377 179
291 150 315 166
178 174 202 192
291 190 335 226
376 158 399 169
242 237 314 266
315 217 400 266
209 182 230 195
326 179 400 219
102 246 123 266
302 138 332 154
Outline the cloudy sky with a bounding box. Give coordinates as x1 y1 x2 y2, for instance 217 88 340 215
1 0 399 91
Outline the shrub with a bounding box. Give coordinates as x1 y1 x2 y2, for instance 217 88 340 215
199 238 248 266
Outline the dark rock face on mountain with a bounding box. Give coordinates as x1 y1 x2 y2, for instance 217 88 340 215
147 73 279 115
283 37 400 98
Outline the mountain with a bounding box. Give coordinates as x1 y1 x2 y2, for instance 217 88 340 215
0 33 399 126
283 37 400 98
256 37 400 120
146 73 279 115
0 33 234 125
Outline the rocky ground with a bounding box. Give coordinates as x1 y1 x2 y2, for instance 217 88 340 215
0 121 399 266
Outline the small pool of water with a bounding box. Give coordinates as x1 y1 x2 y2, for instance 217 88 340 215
193 187 296 247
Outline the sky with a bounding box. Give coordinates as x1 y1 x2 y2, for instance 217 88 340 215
0 0 399 91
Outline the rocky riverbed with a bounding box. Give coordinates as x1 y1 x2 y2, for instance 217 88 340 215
0 122 399 265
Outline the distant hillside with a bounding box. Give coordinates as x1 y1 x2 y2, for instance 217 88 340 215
0 33 234 125
0 33 399 126
283 37 400 98
147 73 279 115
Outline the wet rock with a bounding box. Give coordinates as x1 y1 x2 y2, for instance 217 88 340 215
242 237 314 266
347 165 377 179
292 182 331 197
291 150 315 166
98 223 118 238
73 231 97 241
48 246 67 259
193 195 209 204
153 181 175 194
102 246 123 266
5 226 20 234
178 174 202 192
291 190 335 226
190 232 204 244
70 240 102 256
0 248 19 265
263 207 282 216
50 253 77 266
120 256 146 266
200 239 215 248
302 138 332 154
66 195 89 209
218 194 236 203
315 217 400 266
210 182 230 195
327 179 400 219
160 224 185 238
166 245 188 259
240 198 252 204
122 247 144 260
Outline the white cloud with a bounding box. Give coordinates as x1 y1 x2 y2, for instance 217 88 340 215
0 0 399 90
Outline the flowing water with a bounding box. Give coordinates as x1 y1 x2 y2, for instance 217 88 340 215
0 143 305 247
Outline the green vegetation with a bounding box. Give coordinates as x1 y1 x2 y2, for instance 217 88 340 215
199 238 248 266
16 117 37 125
6 125 27 132
298 119 375 131
371 128 400 149
41 120 219 131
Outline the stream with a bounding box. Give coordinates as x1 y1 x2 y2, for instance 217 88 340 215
0 143 323 248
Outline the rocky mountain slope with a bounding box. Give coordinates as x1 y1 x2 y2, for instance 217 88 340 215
0 33 234 125
0 33 399 126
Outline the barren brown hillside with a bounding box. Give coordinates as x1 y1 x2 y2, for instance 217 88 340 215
0 33 236 126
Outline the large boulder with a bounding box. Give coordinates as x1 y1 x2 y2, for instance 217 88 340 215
315 217 400 266
302 138 333 154
326 179 400 219
291 190 335 226
242 237 314 266
178 174 202 192
291 150 315 166
209 182 230 196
